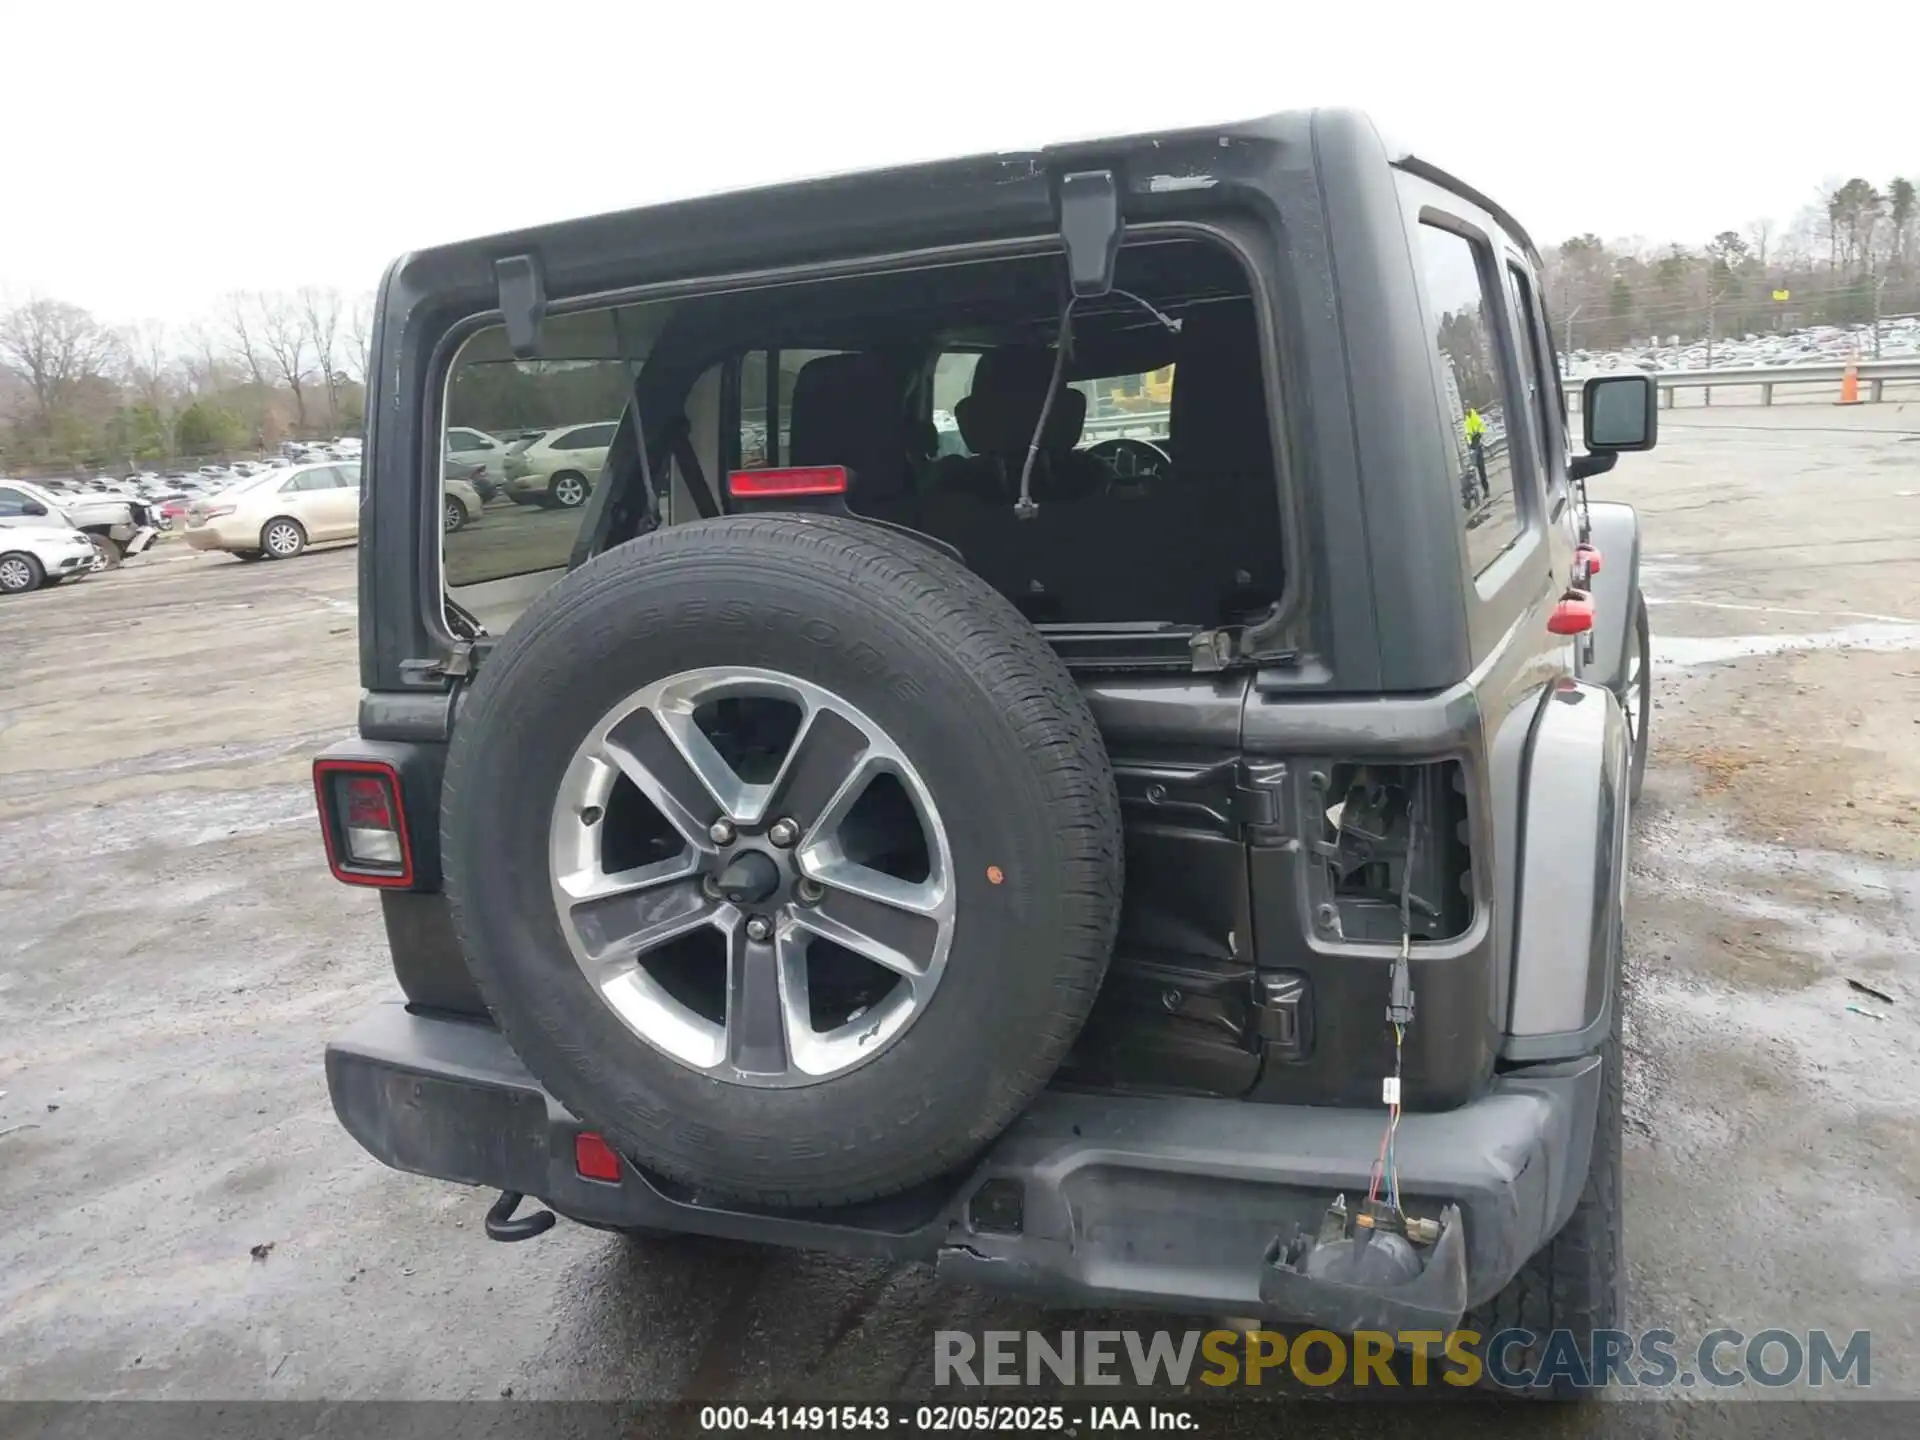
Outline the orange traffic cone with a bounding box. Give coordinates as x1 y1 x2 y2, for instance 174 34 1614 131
1838 360 1862 405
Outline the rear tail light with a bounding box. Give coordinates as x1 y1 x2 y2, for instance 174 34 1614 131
313 759 414 886
727 465 848 499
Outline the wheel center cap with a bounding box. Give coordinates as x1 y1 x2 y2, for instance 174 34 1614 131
717 849 781 905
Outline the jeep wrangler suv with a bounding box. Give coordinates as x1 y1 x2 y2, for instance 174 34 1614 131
316 108 1656 1383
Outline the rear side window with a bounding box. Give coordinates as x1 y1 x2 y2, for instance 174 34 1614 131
1504 265 1561 492
552 424 616 450
1414 222 1524 574
438 300 671 592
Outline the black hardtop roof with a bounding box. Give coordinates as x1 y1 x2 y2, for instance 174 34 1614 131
383 109 1536 307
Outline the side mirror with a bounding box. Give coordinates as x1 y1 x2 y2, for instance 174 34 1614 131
1582 373 1658 453
22 499 47 516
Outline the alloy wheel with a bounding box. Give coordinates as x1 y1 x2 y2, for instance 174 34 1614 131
0 557 34 592
548 666 954 1088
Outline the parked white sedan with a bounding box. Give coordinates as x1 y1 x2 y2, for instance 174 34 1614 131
0 523 97 594
182 462 484 557
184 463 360 560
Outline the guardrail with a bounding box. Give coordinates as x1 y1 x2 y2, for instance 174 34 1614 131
1079 361 1919 434
1566 359 1920 407
1081 409 1171 443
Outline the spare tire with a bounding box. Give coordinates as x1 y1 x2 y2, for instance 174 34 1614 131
441 514 1122 1206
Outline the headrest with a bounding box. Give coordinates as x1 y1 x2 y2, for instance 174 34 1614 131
954 346 1086 456
787 352 915 499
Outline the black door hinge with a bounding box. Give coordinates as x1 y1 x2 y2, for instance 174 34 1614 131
399 639 492 688
1118 758 1290 841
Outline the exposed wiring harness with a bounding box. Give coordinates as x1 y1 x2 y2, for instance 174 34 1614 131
1368 800 1419 1215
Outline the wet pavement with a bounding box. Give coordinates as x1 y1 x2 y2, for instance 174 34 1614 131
2 407 1918 1421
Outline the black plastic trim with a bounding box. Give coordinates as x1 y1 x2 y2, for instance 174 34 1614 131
382 892 487 1015
328 1002 1601 1313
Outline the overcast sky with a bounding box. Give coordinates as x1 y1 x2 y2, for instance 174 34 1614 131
5 2 1915 327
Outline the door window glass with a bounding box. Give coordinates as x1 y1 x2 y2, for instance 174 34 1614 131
1415 222 1525 573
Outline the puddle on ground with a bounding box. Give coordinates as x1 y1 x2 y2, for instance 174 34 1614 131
1627 811 1920 1190
1651 621 1920 669
1633 809 1920 983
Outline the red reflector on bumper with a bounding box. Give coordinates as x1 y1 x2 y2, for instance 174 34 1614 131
574 1131 624 1182
727 465 848 498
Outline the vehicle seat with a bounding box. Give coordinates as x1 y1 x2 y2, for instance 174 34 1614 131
941 346 1108 506
1164 300 1286 616
784 352 921 526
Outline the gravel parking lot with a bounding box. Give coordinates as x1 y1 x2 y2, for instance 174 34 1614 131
3 406 1918 1417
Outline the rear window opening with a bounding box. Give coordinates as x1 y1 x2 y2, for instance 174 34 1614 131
440 233 1286 643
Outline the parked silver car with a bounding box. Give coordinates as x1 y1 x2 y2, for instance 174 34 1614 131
0 480 164 569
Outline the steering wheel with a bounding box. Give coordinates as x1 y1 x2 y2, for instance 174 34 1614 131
1084 437 1171 489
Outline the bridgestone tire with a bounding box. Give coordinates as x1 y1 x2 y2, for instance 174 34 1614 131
441 514 1123 1206
1464 930 1624 1398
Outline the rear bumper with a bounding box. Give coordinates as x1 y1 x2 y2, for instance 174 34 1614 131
328 1003 1599 1320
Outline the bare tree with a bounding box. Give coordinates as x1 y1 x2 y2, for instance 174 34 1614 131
0 297 123 436
343 293 374 385
222 291 271 387
1746 217 1773 272
298 286 343 429
180 322 227 394
119 320 173 410
259 293 312 432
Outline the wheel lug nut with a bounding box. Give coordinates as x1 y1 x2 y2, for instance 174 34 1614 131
768 817 800 848
701 875 722 900
745 915 772 942
796 879 823 905
708 819 735 845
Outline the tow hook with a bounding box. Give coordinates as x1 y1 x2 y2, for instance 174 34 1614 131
484 1190 557 1242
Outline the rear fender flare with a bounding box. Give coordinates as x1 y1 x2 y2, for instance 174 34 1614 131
1501 679 1630 1062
